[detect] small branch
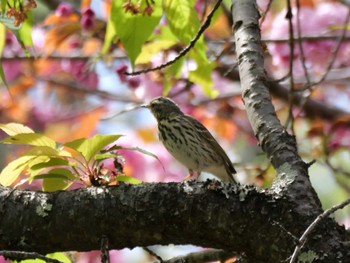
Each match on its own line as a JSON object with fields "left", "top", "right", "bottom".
{"left": 259, "top": 0, "right": 274, "bottom": 27}
{"left": 314, "top": 6, "right": 350, "bottom": 85}
{"left": 143, "top": 247, "right": 164, "bottom": 263}
{"left": 125, "top": 0, "right": 223, "bottom": 76}
{"left": 38, "top": 77, "right": 140, "bottom": 103}
{"left": 285, "top": 0, "right": 296, "bottom": 133}
{"left": 100, "top": 236, "right": 110, "bottom": 263}
{"left": 0, "top": 250, "right": 63, "bottom": 263}
{"left": 295, "top": 0, "right": 311, "bottom": 87}
{"left": 262, "top": 35, "right": 350, "bottom": 43}
{"left": 289, "top": 198, "right": 350, "bottom": 263}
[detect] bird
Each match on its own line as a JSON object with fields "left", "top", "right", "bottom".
{"left": 142, "top": 96, "right": 237, "bottom": 183}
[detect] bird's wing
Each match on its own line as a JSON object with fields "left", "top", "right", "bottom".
{"left": 184, "top": 115, "right": 237, "bottom": 176}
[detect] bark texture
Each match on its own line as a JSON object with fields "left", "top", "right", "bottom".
{"left": 0, "top": 1, "right": 349, "bottom": 262}
{"left": 0, "top": 182, "right": 349, "bottom": 262}
{"left": 232, "top": 0, "right": 350, "bottom": 262}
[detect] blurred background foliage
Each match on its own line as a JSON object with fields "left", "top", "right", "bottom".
{"left": 0, "top": 0, "right": 350, "bottom": 262}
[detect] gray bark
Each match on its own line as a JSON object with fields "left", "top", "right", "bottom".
{"left": 0, "top": 1, "right": 349, "bottom": 262}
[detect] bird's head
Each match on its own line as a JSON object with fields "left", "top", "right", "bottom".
{"left": 142, "top": 96, "right": 183, "bottom": 120}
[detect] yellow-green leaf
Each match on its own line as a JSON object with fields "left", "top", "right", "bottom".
{"left": 30, "top": 158, "right": 70, "bottom": 171}
{"left": 104, "top": 0, "right": 162, "bottom": 67}
{"left": 0, "top": 16, "right": 21, "bottom": 31}
{"left": 0, "top": 156, "right": 34, "bottom": 186}
{"left": 0, "top": 123, "right": 34, "bottom": 135}
{"left": 189, "top": 61, "right": 218, "bottom": 98}
{"left": 0, "top": 133, "right": 56, "bottom": 148}
{"left": 19, "top": 10, "right": 33, "bottom": 47}
{"left": 23, "top": 146, "right": 59, "bottom": 156}
{"left": 40, "top": 168, "right": 76, "bottom": 192}
{"left": 117, "top": 175, "right": 142, "bottom": 184}
{"left": 163, "top": 0, "right": 201, "bottom": 44}
{"left": 0, "top": 23, "right": 6, "bottom": 86}
{"left": 136, "top": 40, "right": 176, "bottom": 64}
{"left": 94, "top": 153, "right": 119, "bottom": 161}
{"left": 46, "top": 252, "right": 72, "bottom": 263}
{"left": 64, "top": 134, "right": 122, "bottom": 162}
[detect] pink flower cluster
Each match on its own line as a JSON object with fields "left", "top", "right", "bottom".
{"left": 266, "top": 2, "right": 350, "bottom": 76}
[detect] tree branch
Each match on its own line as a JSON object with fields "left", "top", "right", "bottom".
{"left": 0, "top": 183, "right": 349, "bottom": 262}
{"left": 231, "top": 0, "right": 323, "bottom": 238}
{"left": 216, "top": 66, "right": 349, "bottom": 120}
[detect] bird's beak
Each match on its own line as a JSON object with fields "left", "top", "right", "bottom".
{"left": 141, "top": 103, "right": 149, "bottom": 108}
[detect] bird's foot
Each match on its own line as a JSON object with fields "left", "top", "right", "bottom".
{"left": 183, "top": 170, "right": 201, "bottom": 181}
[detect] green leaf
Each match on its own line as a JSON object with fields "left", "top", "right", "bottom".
{"left": 33, "top": 173, "right": 72, "bottom": 180}
{"left": 1, "top": 0, "right": 6, "bottom": 14}
{"left": 163, "top": 0, "right": 200, "bottom": 44}
{"left": 0, "top": 155, "right": 34, "bottom": 186}
{"left": 101, "top": 13, "right": 118, "bottom": 54}
{"left": 0, "top": 23, "right": 6, "bottom": 86}
{"left": 39, "top": 168, "right": 76, "bottom": 192}
{"left": 25, "top": 155, "right": 51, "bottom": 178}
{"left": 11, "top": 29, "right": 30, "bottom": 56}
{"left": 23, "top": 146, "right": 59, "bottom": 156}
{"left": 163, "top": 57, "right": 185, "bottom": 95}
{"left": 0, "top": 16, "right": 21, "bottom": 31}
{"left": 19, "top": 253, "right": 72, "bottom": 263}
{"left": 19, "top": 10, "right": 33, "bottom": 47}
{"left": 0, "top": 123, "right": 34, "bottom": 135}
{"left": 64, "top": 134, "right": 122, "bottom": 162}
{"left": 105, "top": 0, "right": 162, "bottom": 67}
{"left": 136, "top": 39, "right": 176, "bottom": 64}
{"left": 30, "top": 158, "right": 70, "bottom": 171}
{"left": 0, "top": 61, "right": 7, "bottom": 87}
{"left": 94, "top": 153, "right": 119, "bottom": 161}
{"left": 0, "top": 155, "right": 49, "bottom": 186}
{"left": 117, "top": 175, "right": 142, "bottom": 184}
{"left": 0, "top": 15, "right": 31, "bottom": 56}
{"left": 0, "top": 133, "right": 56, "bottom": 148}
{"left": 189, "top": 61, "right": 218, "bottom": 98}
{"left": 46, "top": 252, "right": 72, "bottom": 263}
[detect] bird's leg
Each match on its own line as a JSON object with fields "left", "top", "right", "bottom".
{"left": 183, "top": 169, "right": 201, "bottom": 181}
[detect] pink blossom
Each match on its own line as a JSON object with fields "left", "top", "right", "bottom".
{"left": 2, "top": 32, "right": 23, "bottom": 56}
{"left": 81, "top": 7, "right": 95, "bottom": 31}
{"left": 62, "top": 60, "right": 99, "bottom": 88}
{"left": 328, "top": 126, "right": 350, "bottom": 150}
{"left": 2, "top": 60, "right": 22, "bottom": 83}
{"left": 267, "top": 2, "right": 350, "bottom": 76}
{"left": 127, "top": 77, "right": 141, "bottom": 89}
{"left": 115, "top": 64, "right": 128, "bottom": 83}
{"left": 55, "top": 2, "right": 74, "bottom": 17}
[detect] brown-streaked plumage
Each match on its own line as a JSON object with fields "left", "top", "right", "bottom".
{"left": 143, "top": 96, "right": 237, "bottom": 183}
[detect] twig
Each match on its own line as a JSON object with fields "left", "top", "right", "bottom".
{"left": 259, "top": 0, "right": 274, "bottom": 26}
{"left": 284, "top": 0, "right": 296, "bottom": 134}
{"left": 100, "top": 236, "right": 110, "bottom": 263}
{"left": 0, "top": 250, "right": 63, "bottom": 263}
{"left": 143, "top": 247, "right": 164, "bottom": 263}
{"left": 295, "top": 0, "right": 311, "bottom": 87}
{"left": 101, "top": 104, "right": 143, "bottom": 120}
{"left": 289, "top": 198, "right": 350, "bottom": 263}
{"left": 293, "top": 6, "right": 350, "bottom": 119}
{"left": 38, "top": 77, "right": 140, "bottom": 103}
{"left": 314, "top": 6, "right": 350, "bottom": 85}
{"left": 272, "top": 221, "right": 299, "bottom": 244}
{"left": 125, "top": 0, "right": 223, "bottom": 76}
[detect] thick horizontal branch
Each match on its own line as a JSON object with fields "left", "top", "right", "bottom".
{"left": 0, "top": 182, "right": 348, "bottom": 262}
